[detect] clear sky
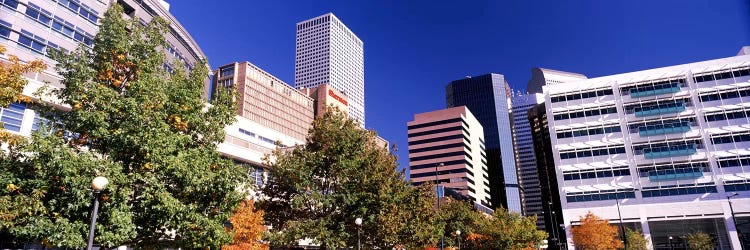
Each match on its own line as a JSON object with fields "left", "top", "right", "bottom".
{"left": 171, "top": 1, "right": 750, "bottom": 172}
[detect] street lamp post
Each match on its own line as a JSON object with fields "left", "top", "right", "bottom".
{"left": 727, "top": 192, "right": 744, "bottom": 248}
{"left": 436, "top": 163, "right": 444, "bottom": 250}
{"left": 87, "top": 176, "right": 109, "bottom": 250}
{"left": 615, "top": 196, "right": 626, "bottom": 249}
{"left": 456, "top": 230, "right": 461, "bottom": 250}
{"left": 668, "top": 236, "right": 673, "bottom": 250}
{"left": 355, "top": 218, "right": 362, "bottom": 250}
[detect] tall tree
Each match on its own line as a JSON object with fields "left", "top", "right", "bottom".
{"left": 223, "top": 200, "right": 269, "bottom": 250}
{"left": 571, "top": 212, "right": 623, "bottom": 250}
{"left": 0, "top": 4, "right": 245, "bottom": 248}
{"left": 259, "top": 107, "right": 436, "bottom": 249}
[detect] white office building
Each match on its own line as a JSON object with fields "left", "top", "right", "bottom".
{"left": 545, "top": 46, "right": 750, "bottom": 250}
{"left": 294, "top": 13, "right": 365, "bottom": 126}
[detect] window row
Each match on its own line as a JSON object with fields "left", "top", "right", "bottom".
{"left": 694, "top": 68, "right": 750, "bottom": 83}
{"left": 55, "top": 0, "right": 100, "bottom": 23}
{"left": 1, "top": 0, "right": 17, "bottom": 9}
{"left": 724, "top": 181, "right": 750, "bottom": 192}
{"left": 632, "top": 139, "right": 703, "bottom": 154}
{"left": 407, "top": 118, "right": 468, "bottom": 130}
{"left": 408, "top": 142, "right": 468, "bottom": 154}
{"left": 624, "top": 98, "right": 690, "bottom": 114}
{"left": 636, "top": 161, "right": 709, "bottom": 177}
{"left": 408, "top": 134, "right": 470, "bottom": 146}
{"left": 552, "top": 107, "right": 618, "bottom": 121}
{"left": 641, "top": 185, "right": 717, "bottom": 198}
{"left": 699, "top": 88, "right": 750, "bottom": 102}
{"left": 410, "top": 168, "right": 473, "bottom": 179}
{"left": 717, "top": 156, "right": 750, "bottom": 168}
{"left": 559, "top": 146, "right": 626, "bottom": 159}
{"left": 409, "top": 151, "right": 471, "bottom": 162}
{"left": 627, "top": 117, "right": 696, "bottom": 133}
{"left": 710, "top": 132, "right": 750, "bottom": 145}
{"left": 0, "top": 103, "right": 27, "bottom": 132}
{"left": 705, "top": 108, "right": 750, "bottom": 122}
{"left": 0, "top": 19, "right": 10, "bottom": 38}
{"left": 550, "top": 88, "right": 613, "bottom": 103}
{"left": 562, "top": 167, "right": 630, "bottom": 180}
{"left": 556, "top": 124, "right": 621, "bottom": 139}
{"left": 410, "top": 159, "right": 468, "bottom": 170}
{"left": 621, "top": 79, "right": 685, "bottom": 96}
{"left": 408, "top": 126, "right": 467, "bottom": 138}
{"left": 566, "top": 191, "right": 635, "bottom": 203}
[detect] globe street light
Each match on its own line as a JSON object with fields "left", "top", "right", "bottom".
{"left": 355, "top": 217, "right": 363, "bottom": 250}
{"left": 87, "top": 176, "right": 108, "bottom": 250}
{"left": 455, "top": 230, "right": 461, "bottom": 250}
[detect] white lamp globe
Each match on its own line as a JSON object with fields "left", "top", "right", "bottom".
{"left": 355, "top": 218, "right": 363, "bottom": 226}
{"left": 92, "top": 176, "right": 109, "bottom": 191}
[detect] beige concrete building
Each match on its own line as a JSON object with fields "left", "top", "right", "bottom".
{"left": 408, "top": 106, "right": 491, "bottom": 206}
{"left": 300, "top": 83, "right": 349, "bottom": 118}
{"left": 214, "top": 62, "right": 314, "bottom": 142}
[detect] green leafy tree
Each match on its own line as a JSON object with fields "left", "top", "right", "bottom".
{"left": 0, "top": 4, "right": 245, "bottom": 248}
{"left": 685, "top": 231, "right": 713, "bottom": 250}
{"left": 436, "top": 199, "right": 483, "bottom": 248}
{"left": 625, "top": 228, "right": 649, "bottom": 250}
{"left": 259, "top": 107, "right": 436, "bottom": 249}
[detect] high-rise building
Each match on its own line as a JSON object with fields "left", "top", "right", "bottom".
{"left": 510, "top": 93, "right": 545, "bottom": 222}
{"left": 212, "top": 62, "right": 314, "bottom": 189}
{"left": 294, "top": 13, "right": 365, "bottom": 127}
{"left": 214, "top": 62, "right": 315, "bottom": 142}
{"left": 299, "top": 84, "right": 349, "bottom": 118}
{"left": 446, "top": 74, "right": 520, "bottom": 212}
{"left": 528, "top": 102, "right": 566, "bottom": 250}
{"left": 0, "top": 0, "right": 205, "bottom": 137}
{"left": 546, "top": 47, "right": 750, "bottom": 250}
{"left": 407, "top": 106, "right": 492, "bottom": 207}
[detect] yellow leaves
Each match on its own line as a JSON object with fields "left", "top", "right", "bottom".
{"left": 0, "top": 130, "right": 27, "bottom": 145}
{"left": 0, "top": 44, "right": 47, "bottom": 107}
{"left": 142, "top": 162, "right": 153, "bottom": 171}
{"left": 223, "top": 200, "right": 269, "bottom": 250}
{"left": 72, "top": 101, "right": 82, "bottom": 110}
{"left": 169, "top": 114, "right": 188, "bottom": 132}
{"left": 6, "top": 183, "right": 19, "bottom": 192}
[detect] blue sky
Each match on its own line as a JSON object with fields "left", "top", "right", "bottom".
{"left": 171, "top": 1, "right": 750, "bottom": 172}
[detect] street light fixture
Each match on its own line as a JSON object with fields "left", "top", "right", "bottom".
{"left": 87, "top": 176, "right": 109, "bottom": 250}
{"left": 668, "top": 236, "right": 673, "bottom": 250}
{"left": 436, "top": 162, "right": 444, "bottom": 250}
{"left": 355, "top": 217, "right": 362, "bottom": 250}
{"left": 456, "top": 230, "right": 461, "bottom": 250}
{"left": 615, "top": 188, "right": 637, "bottom": 250}
{"left": 727, "top": 192, "right": 744, "bottom": 247}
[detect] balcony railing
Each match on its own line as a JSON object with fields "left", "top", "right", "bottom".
{"left": 643, "top": 144, "right": 697, "bottom": 159}
{"left": 630, "top": 84, "right": 681, "bottom": 98}
{"left": 648, "top": 167, "right": 703, "bottom": 181}
{"left": 635, "top": 102, "right": 686, "bottom": 117}
{"left": 638, "top": 122, "right": 691, "bottom": 136}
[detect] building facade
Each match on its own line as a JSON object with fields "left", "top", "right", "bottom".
{"left": 510, "top": 93, "right": 545, "bottom": 224}
{"left": 446, "top": 74, "right": 521, "bottom": 212}
{"left": 214, "top": 62, "right": 315, "bottom": 142}
{"left": 408, "top": 106, "right": 492, "bottom": 207}
{"left": 294, "top": 13, "right": 365, "bottom": 127}
{"left": 299, "top": 83, "right": 349, "bottom": 118}
{"left": 0, "top": 0, "right": 205, "bottom": 137}
{"left": 546, "top": 47, "right": 750, "bottom": 250}
{"left": 528, "top": 102, "right": 566, "bottom": 250}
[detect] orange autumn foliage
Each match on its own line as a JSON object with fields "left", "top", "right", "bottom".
{"left": 0, "top": 45, "right": 46, "bottom": 108}
{"left": 222, "top": 200, "right": 269, "bottom": 250}
{"left": 571, "top": 212, "right": 623, "bottom": 250}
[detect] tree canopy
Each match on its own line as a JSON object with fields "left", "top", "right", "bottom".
{"left": 0, "top": 4, "right": 245, "bottom": 248}
{"left": 223, "top": 200, "right": 269, "bottom": 250}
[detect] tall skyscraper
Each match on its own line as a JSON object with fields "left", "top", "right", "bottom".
{"left": 408, "top": 106, "right": 492, "bottom": 207}
{"left": 510, "top": 93, "right": 545, "bottom": 222}
{"left": 294, "top": 13, "right": 365, "bottom": 127}
{"left": 528, "top": 102, "right": 566, "bottom": 250}
{"left": 546, "top": 47, "right": 750, "bottom": 250}
{"left": 446, "top": 74, "right": 520, "bottom": 212}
